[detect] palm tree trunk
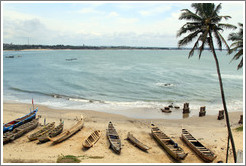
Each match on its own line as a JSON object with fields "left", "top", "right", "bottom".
{"left": 209, "top": 32, "right": 237, "bottom": 163}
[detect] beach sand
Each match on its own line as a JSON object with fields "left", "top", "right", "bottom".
{"left": 2, "top": 102, "right": 244, "bottom": 163}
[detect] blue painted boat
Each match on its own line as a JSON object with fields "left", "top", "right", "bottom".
{"left": 3, "top": 108, "right": 38, "bottom": 133}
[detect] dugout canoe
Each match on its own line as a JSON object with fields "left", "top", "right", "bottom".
{"left": 37, "top": 120, "right": 64, "bottom": 143}
{"left": 151, "top": 124, "right": 188, "bottom": 160}
{"left": 127, "top": 132, "right": 150, "bottom": 151}
{"left": 50, "top": 116, "right": 84, "bottom": 144}
{"left": 106, "top": 121, "right": 121, "bottom": 154}
{"left": 82, "top": 130, "right": 101, "bottom": 148}
{"left": 27, "top": 122, "right": 55, "bottom": 141}
{"left": 181, "top": 128, "right": 217, "bottom": 162}
{"left": 3, "top": 118, "right": 39, "bottom": 144}
{"left": 3, "top": 108, "right": 38, "bottom": 133}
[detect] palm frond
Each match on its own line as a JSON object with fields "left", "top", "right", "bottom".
{"left": 188, "top": 37, "right": 200, "bottom": 58}
{"left": 216, "top": 31, "right": 230, "bottom": 51}
{"left": 231, "top": 49, "right": 243, "bottom": 60}
{"left": 213, "top": 3, "right": 222, "bottom": 15}
{"left": 198, "top": 31, "right": 209, "bottom": 59}
{"left": 218, "top": 23, "right": 237, "bottom": 30}
{"left": 237, "top": 58, "right": 243, "bottom": 70}
{"left": 179, "top": 9, "right": 202, "bottom": 21}
{"left": 178, "top": 30, "right": 201, "bottom": 47}
{"left": 213, "top": 30, "right": 222, "bottom": 50}
{"left": 177, "top": 23, "right": 201, "bottom": 37}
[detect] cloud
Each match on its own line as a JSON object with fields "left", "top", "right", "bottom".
{"left": 108, "top": 11, "right": 119, "bottom": 17}
{"left": 77, "top": 7, "right": 104, "bottom": 15}
{"left": 139, "top": 6, "right": 171, "bottom": 16}
{"left": 2, "top": 2, "right": 244, "bottom": 47}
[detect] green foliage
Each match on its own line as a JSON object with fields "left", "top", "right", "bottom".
{"left": 235, "top": 126, "right": 243, "bottom": 132}
{"left": 57, "top": 154, "right": 104, "bottom": 163}
{"left": 228, "top": 23, "right": 243, "bottom": 70}
{"left": 57, "top": 154, "right": 81, "bottom": 163}
{"left": 177, "top": 3, "right": 236, "bottom": 58}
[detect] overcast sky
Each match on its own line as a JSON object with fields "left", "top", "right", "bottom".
{"left": 2, "top": 1, "right": 244, "bottom": 47}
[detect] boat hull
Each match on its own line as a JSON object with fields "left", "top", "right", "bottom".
{"left": 37, "top": 121, "right": 64, "bottom": 143}
{"left": 151, "top": 124, "right": 188, "bottom": 160}
{"left": 106, "top": 122, "right": 121, "bottom": 154}
{"left": 127, "top": 132, "right": 150, "bottom": 151}
{"left": 28, "top": 122, "right": 55, "bottom": 141}
{"left": 50, "top": 117, "right": 84, "bottom": 144}
{"left": 181, "top": 129, "right": 216, "bottom": 162}
{"left": 3, "top": 118, "right": 39, "bottom": 144}
{"left": 82, "top": 130, "right": 101, "bottom": 148}
{"left": 3, "top": 108, "right": 38, "bottom": 133}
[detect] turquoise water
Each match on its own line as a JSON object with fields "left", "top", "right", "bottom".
{"left": 3, "top": 49, "right": 243, "bottom": 119}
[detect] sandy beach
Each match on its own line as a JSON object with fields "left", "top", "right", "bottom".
{"left": 2, "top": 102, "right": 244, "bottom": 164}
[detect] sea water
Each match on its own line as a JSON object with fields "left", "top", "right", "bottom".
{"left": 3, "top": 49, "right": 244, "bottom": 119}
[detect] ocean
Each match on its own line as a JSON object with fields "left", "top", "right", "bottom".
{"left": 3, "top": 49, "right": 244, "bottom": 119}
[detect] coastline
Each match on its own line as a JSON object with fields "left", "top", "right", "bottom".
{"left": 2, "top": 102, "right": 244, "bottom": 163}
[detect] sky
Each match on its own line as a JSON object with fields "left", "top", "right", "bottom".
{"left": 2, "top": 1, "right": 245, "bottom": 47}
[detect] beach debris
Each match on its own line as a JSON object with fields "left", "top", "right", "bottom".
{"left": 238, "top": 115, "right": 243, "bottom": 124}
{"left": 161, "top": 107, "right": 172, "bottom": 113}
{"left": 217, "top": 110, "right": 224, "bottom": 120}
{"left": 182, "top": 103, "right": 190, "bottom": 113}
{"left": 199, "top": 106, "right": 206, "bottom": 117}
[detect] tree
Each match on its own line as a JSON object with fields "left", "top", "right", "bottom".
{"left": 177, "top": 3, "right": 237, "bottom": 162}
{"left": 228, "top": 23, "right": 243, "bottom": 70}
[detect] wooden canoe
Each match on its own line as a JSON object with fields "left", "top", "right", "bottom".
{"left": 37, "top": 120, "right": 64, "bottom": 143}
{"left": 151, "top": 124, "right": 188, "bottom": 160}
{"left": 127, "top": 132, "right": 150, "bottom": 151}
{"left": 82, "top": 130, "right": 101, "bottom": 148}
{"left": 181, "top": 128, "right": 217, "bottom": 162}
{"left": 50, "top": 116, "right": 84, "bottom": 144}
{"left": 27, "top": 122, "right": 55, "bottom": 141}
{"left": 4, "top": 118, "right": 39, "bottom": 144}
{"left": 3, "top": 108, "right": 38, "bottom": 133}
{"left": 106, "top": 121, "right": 121, "bottom": 154}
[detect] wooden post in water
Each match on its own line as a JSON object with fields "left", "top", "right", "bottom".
{"left": 217, "top": 110, "right": 224, "bottom": 120}
{"left": 199, "top": 106, "right": 206, "bottom": 117}
{"left": 182, "top": 103, "right": 190, "bottom": 113}
{"left": 238, "top": 115, "right": 243, "bottom": 124}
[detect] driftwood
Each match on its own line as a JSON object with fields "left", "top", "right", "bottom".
{"left": 199, "top": 106, "right": 206, "bottom": 117}
{"left": 183, "top": 103, "right": 190, "bottom": 113}
{"left": 217, "top": 110, "right": 224, "bottom": 120}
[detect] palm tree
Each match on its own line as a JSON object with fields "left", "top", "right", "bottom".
{"left": 177, "top": 3, "right": 237, "bottom": 162}
{"left": 228, "top": 23, "right": 243, "bottom": 70}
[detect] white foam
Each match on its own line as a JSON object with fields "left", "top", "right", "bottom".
{"left": 211, "top": 74, "right": 243, "bottom": 80}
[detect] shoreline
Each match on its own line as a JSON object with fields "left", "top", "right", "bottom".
{"left": 2, "top": 102, "right": 244, "bottom": 163}
{"left": 3, "top": 98, "right": 243, "bottom": 120}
